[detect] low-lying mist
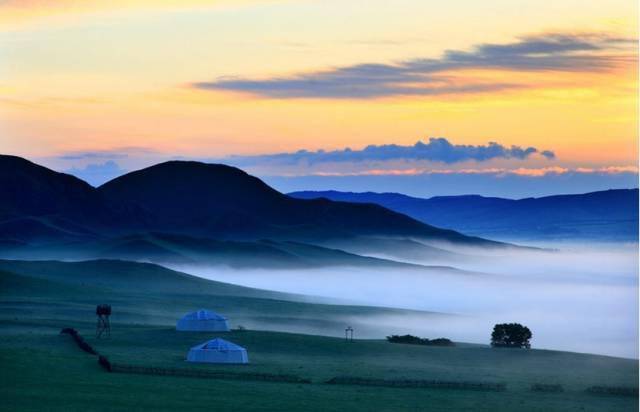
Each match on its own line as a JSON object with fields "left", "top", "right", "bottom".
{"left": 170, "top": 242, "right": 638, "bottom": 359}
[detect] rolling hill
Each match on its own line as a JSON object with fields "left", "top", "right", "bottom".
{"left": 0, "top": 155, "right": 501, "bottom": 250}
{"left": 0, "top": 155, "right": 146, "bottom": 243}
{"left": 1, "top": 258, "right": 637, "bottom": 412}
{"left": 0, "top": 258, "right": 447, "bottom": 334}
{"left": 97, "top": 161, "right": 492, "bottom": 244}
{"left": 0, "top": 232, "right": 460, "bottom": 270}
{"left": 289, "top": 189, "right": 639, "bottom": 241}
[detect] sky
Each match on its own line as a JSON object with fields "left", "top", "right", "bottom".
{"left": 1, "top": 0, "right": 638, "bottom": 197}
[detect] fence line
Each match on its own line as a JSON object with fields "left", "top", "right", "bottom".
{"left": 60, "top": 327, "right": 638, "bottom": 397}
{"left": 60, "top": 328, "right": 98, "bottom": 356}
{"left": 326, "top": 376, "right": 506, "bottom": 392}
{"left": 586, "top": 386, "right": 639, "bottom": 397}
{"left": 109, "top": 363, "right": 311, "bottom": 384}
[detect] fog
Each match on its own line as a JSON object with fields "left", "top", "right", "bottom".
{"left": 171, "top": 242, "right": 638, "bottom": 359}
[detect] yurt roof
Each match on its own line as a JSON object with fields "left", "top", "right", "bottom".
{"left": 181, "top": 309, "right": 227, "bottom": 321}
{"left": 193, "top": 338, "right": 245, "bottom": 351}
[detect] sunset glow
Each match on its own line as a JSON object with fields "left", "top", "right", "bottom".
{"left": 1, "top": 0, "right": 637, "bottom": 194}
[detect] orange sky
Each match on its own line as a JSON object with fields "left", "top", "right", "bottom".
{"left": 0, "top": 0, "right": 637, "bottom": 172}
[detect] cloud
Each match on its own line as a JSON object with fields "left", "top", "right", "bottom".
{"left": 295, "top": 165, "right": 638, "bottom": 178}
{"left": 64, "top": 161, "right": 127, "bottom": 186}
{"left": 193, "top": 32, "right": 636, "bottom": 99}
{"left": 223, "top": 137, "right": 555, "bottom": 166}
{"left": 540, "top": 150, "right": 556, "bottom": 159}
{"left": 58, "top": 147, "right": 156, "bottom": 160}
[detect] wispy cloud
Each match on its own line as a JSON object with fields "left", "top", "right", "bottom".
{"left": 223, "top": 137, "right": 555, "bottom": 166}
{"left": 298, "top": 166, "right": 638, "bottom": 177}
{"left": 193, "top": 32, "right": 636, "bottom": 99}
{"left": 57, "top": 147, "right": 156, "bottom": 160}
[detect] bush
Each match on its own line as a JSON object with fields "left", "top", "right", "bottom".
{"left": 386, "top": 335, "right": 454, "bottom": 346}
{"left": 491, "top": 323, "right": 532, "bottom": 349}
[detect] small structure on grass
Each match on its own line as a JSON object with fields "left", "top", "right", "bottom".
{"left": 345, "top": 326, "right": 354, "bottom": 342}
{"left": 187, "top": 338, "right": 249, "bottom": 364}
{"left": 96, "top": 304, "right": 111, "bottom": 338}
{"left": 176, "top": 309, "right": 230, "bottom": 332}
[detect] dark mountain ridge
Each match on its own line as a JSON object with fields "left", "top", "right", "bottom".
{"left": 98, "top": 161, "right": 482, "bottom": 242}
{"left": 0, "top": 155, "right": 498, "bottom": 247}
{"left": 289, "top": 189, "right": 639, "bottom": 241}
{"left": 0, "top": 155, "right": 149, "bottom": 243}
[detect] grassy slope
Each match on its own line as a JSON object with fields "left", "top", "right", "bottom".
{"left": 0, "top": 233, "right": 470, "bottom": 270}
{"left": 0, "top": 259, "right": 637, "bottom": 411}
{"left": 1, "top": 324, "right": 637, "bottom": 412}
{"left": 0, "top": 259, "right": 442, "bottom": 335}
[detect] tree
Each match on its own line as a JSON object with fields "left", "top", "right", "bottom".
{"left": 491, "top": 323, "right": 532, "bottom": 348}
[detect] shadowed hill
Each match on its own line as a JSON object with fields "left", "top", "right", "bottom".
{"left": 97, "top": 161, "right": 497, "bottom": 244}
{"left": 0, "top": 259, "right": 292, "bottom": 299}
{"left": 0, "top": 258, "right": 448, "bottom": 330}
{"left": 290, "top": 189, "right": 639, "bottom": 241}
{"left": 0, "top": 232, "right": 469, "bottom": 271}
{"left": 1, "top": 156, "right": 500, "bottom": 248}
{"left": 0, "top": 155, "right": 145, "bottom": 243}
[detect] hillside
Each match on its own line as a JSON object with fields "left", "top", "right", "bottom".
{"left": 0, "top": 258, "right": 636, "bottom": 411}
{"left": 289, "top": 189, "right": 640, "bottom": 241}
{"left": 0, "top": 155, "right": 145, "bottom": 244}
{"left": 98, "top": 161, "right": 493, "bottom": 244}
{"left": 0, "top": 258, "right": 447, "bottom": 336}
{"left": 0, "top": 156, "right": 500, "bottom": 248}
{"left": 0, "top": 233, "right": 453, "bottom": 270}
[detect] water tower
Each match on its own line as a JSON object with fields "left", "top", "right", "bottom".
{"left": 96, "top": 304, "right": 111, "bottom": 338}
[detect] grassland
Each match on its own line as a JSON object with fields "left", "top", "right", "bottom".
{"left": 0, "top": 259, "right": 637, "bottom": 411}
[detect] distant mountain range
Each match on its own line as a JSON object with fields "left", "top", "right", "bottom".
{"left": 0, "top": 156, "right": 501, "bottom": 264}
{"left": 289, "top": 189, "right": 639, "bottom": 241}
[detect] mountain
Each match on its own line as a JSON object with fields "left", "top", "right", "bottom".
{"left": 96, "top": 160, "right": 496, "bottom": 245}
{"left": 0, "top": 155, "right": 145, "bottom": 243}
{"left": 289, "top": 189, "right": 639, "bottom": 241}
{"left": 0, "top": 156, "right": 503, "bottom": 259}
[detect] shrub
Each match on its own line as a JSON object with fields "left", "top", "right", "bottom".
{"left": 429, "top": 338, "right": 455, "bottom": 347}
{"left": 386, "top": 335, "right": 454, "bottom": 346}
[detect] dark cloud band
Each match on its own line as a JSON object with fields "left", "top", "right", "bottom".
{"left": 224, "top": 137, "right": 555, "bottom": 166}
{"left": 193, "top": 32, "right": 635, "bottom": 99}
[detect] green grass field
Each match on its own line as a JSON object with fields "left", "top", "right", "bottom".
{"left": 0, "top": 259, "right": 637, "bottom": 411}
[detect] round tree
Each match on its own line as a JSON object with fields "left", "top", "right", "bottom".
{"left": 491, "top": 323, "right": 532, "bottom": 348}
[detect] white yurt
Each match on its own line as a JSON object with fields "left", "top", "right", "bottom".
{"left": 187, "top": 338, "right": 249, "bottom": 364}
{"left": 176, "top": 309, "right": 230, "bottom": 332}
